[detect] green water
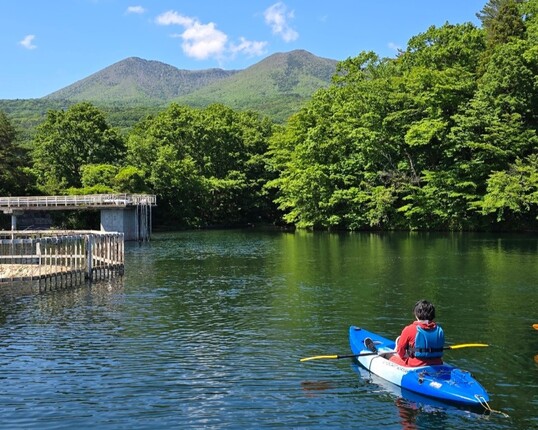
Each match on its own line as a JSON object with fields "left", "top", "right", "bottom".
{"left": 0, "top": 230, "right": 536, "bottom": 429}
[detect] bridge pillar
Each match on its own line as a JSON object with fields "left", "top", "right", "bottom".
{"left": 10, "top": 211, "right": 23, "bottom": 231}
{"left": 100, "top": 207, "right": 151, "bottom": 241}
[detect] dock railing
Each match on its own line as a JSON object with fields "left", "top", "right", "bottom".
{"left": 0, "top": 230, "right": 124, "bottom": 291}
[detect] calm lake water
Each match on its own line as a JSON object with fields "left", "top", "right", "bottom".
{"left": 0, "top": 230, "right": 536, "bottom": 429}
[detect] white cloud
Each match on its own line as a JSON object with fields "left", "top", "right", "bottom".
{"left": 181, "top": 21, "right": 228, "bottom": 60}
{"left": 264, "top": 2, "right": 298, "bottom": 42}
{"left": 126, "top": 6, "right": 146, "bottom": 14}
{"left": 19, "top": 34, "right": 37, "bottom": 50}
{"left": 156, "top": 10, "right": 266, "bottom": 62}
{"left": 230, "top": 37, "right": 268, "bottom": 57}
{"left": 156, "top": 10, "right": 193, "bottom": 27}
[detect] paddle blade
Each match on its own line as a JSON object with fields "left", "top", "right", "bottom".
{"left": 448, "top": 343, "right": 489, "bottom": 350}
{"left": 533, "top": 323, "right": 538, "bottom": 330}
{"left": 300, "top": 355, "right": 338, "bottom": 362}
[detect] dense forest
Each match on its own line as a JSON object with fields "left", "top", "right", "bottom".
{"left": 1, "top": 0, "right": 537, "bottom": 231}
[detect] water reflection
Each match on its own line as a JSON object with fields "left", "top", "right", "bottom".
{"left": 395, "top": 397, "right": 419, "bottom": 430}
{"left": 301, "top": 380, "right": 336, "bottom": 396}
{"left": 0, "top": 230, "right": 535, "bottom": 429}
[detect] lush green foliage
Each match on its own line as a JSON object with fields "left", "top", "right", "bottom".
{"left": 478, "top": 154, "right": 538, "bottom": 221}
{"left": 126, "top": 103, "right": 276, "bottom": 227}
{"left": 0, "top": 111, "right": 33, "bottom": 195}
{"left": 268, "top": 0, "right": 537, "bottom": 230}
{"left": 32, "top": 102, "right": 125, "bottom": 194}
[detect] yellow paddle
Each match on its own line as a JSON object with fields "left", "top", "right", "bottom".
{"left": 300, "top": 352, "right": 378, "bottom": 362}
{"left": 445, "top": 343, "right": 489, "bottom": 350}
{"left": 533, "top": 323, "right": 538, "bottom": 330}
{"left": 300, "top": 343, "right": 488, "bottom": 362}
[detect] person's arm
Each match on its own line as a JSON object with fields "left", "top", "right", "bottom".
{"left": 395, "top": 325, "right": 414, "bottom": 358}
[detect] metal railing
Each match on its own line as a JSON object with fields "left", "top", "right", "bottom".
{"left": 0, "top": 230, "right": 124, "bottom": 291}
{"left": 0, "top": 194, "right": 156, "bottom": 212}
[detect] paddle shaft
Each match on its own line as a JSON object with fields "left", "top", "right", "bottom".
{"left": 300, "top": 352, "right": 379, "bottom": 362}
{"left": 300, "top": 343, "right": 488, "bottom": 362}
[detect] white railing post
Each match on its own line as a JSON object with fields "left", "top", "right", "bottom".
{"left": 86, "top": 234, "right": 93, "bottom": 281}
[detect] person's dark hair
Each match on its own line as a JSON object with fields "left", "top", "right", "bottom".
{"left": 414, "top": 300, "right": 436, "bottom": 320}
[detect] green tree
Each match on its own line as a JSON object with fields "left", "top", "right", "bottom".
{"left": 448, "top": 41, "right": 538, "bottom": 214}
{"left": 114, "top": 166, "right": 148, "bottom": 193}
{"left": 477, "top": 154, "right": 538, "bottom": 225}
{"left": 270, "top": 23, "right": 487, "bottom": 230}
{"left": 477, "top": 0, "right": 505, "bottom": 27}
{"left": 0, "top": 111, "right": 32, "bottom": 196}
{"left": 399, "top": 23, "right": 485, "bottom": 72}
{"left": 478, "top": 0, "right": 525, "bottom": 48}
{"left": 80, "top": 164, "right": 118, "bottom": 188}
{"left": 32, "top": 102, "right": 125, "bottom": 194}
{"left": 127, "top": 103, "right": 274, "bottom": 227}
{"left": 267, "top": 52, "right": 403, "bottom": 229}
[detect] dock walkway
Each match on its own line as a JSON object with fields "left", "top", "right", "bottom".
{"left": 0, "top": 230, "right": 124, "bottom": 292}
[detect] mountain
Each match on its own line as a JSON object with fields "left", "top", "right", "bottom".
{"left": 44, "top": 50, "right": 338, "bottom": 120}
{"left": 45, "top": 57, "right": 239, "bottom": 104}
{"left": 176, "top": 50, "right": 339, "bottom": 120}
{"left": 1, "top": 50, "right": 339, "bottom": 133}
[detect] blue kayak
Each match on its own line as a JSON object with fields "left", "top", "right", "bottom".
{"left": 349, "top": 326, "right": 490, "bottom": 408}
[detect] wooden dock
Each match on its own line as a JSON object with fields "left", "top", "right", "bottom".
{"left": 0, "top": 230, "right": 124, "bottom": 292}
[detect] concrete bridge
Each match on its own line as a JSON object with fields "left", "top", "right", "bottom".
{"left": 0, "top": 194, "right": 157, "bottom": 241}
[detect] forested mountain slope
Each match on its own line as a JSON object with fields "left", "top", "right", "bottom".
{"left": 176, "top": 50, "right": 338, "bottom": 121}
{"left": 44, "top": 57, "right": 239, "bottom": 104}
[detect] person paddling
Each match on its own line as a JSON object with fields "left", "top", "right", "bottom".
{"left": 389, "top": 300, "right": 444, "bottom": 367}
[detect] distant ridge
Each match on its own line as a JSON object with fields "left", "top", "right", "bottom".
{"left": 45, "top": 57, "right": 239, "bottom": 103}
{"left": 177, "top": 50, "right": 338, "bottom": 120}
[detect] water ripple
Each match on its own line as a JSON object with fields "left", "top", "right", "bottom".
{"left": 0, "top": 231, "right": 534, "bottom": 429}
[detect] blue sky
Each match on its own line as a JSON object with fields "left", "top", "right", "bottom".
{"left": 1, "top": 0, "right": 487, "bottom": 99}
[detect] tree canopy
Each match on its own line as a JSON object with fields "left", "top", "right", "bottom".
{"left": 126, "top": 103, "right": 275, "bottom": 227}
{"left": 0, "top": 111, "right": 32, "bottom": 196}
{"left": 268, "top": 2, "right": 537, "bottom": 230}
{"left": 32, "top": 102, "right": 125, "bottom": 194}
